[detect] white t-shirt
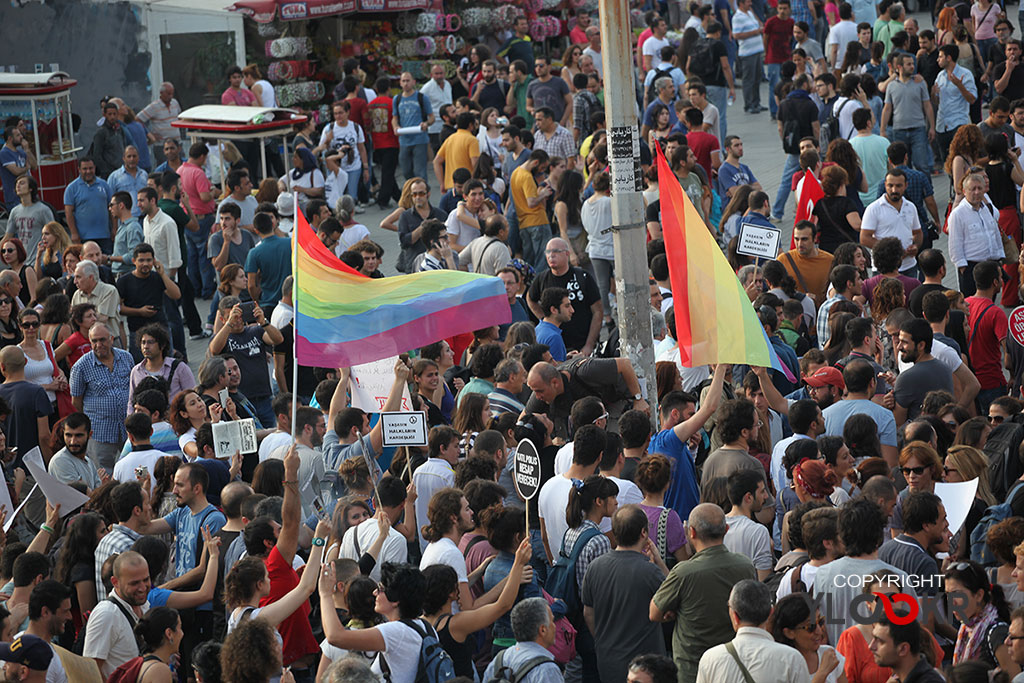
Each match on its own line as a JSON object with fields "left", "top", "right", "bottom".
{"left": 324, "top": 169, "right": 346, "bottom": 210}
{"left": 82, "top": 595, "right": 149, "bottom": 679}
{"left": 643, "top": 36, "right": 670, "bottom": 62}
{"left": 412, "top": 458, "right": 455, "bottom": 550}
{"left": 601, "top": 475, "right": 643, "bottom": 532}
{"left": 319, "top": 121, "right": 366, "bottom": 173}
{"left": 897, "top": 338, "right": 964, "bottom": 374}
{"left": 861, "top": 195, "right": 922, "bottom": 272}
{"left": 112, "top": 447, "right": 165, "bottom": 490}
{"left": 832, "top": 96, "right": 868, "bottom": 140}
{"left": 724, "top": 513, "right": 773, "bottom": 571}
{"left": 826, "top": 20, "right": 859, "bottom": 65}
{"left": 554, "top": 442, "right": 574, "bottom": 476}
{"left": 775, "top": 563, "right": 821, "bottom": 600}
{"left": 371, "top": 620, "right": 424, "bottom": 683}
{"left": 335, "top": 223, "right": 371, "bottom": 253}
{"left": 445, "top": 207, "right": 481, "bottom": 248}
{"left": 340, "top": 517, "right": 409, "bottom": 582}
{"left": 420, "top": 537, "right": 468, "bottom": 613}
{"left": 259, "top": 431, "right": 293, "bottom": 462}
{"left": 538, "top": 475, "right": 575, "bottom": 557}
{"left": 733, "top": 11, "right": 764, "bottom": 57}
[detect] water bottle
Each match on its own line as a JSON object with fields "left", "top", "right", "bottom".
{"left": 727, "top": 94, "right": 735, "bottom": 107}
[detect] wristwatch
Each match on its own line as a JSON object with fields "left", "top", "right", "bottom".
{"left": 312, "top": 537, "right": 326, "bottom": 547}
{"left": 633, "top": 393, "right": 643, "bottom": 401}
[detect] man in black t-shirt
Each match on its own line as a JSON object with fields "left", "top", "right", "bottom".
{"left": 688, "top": 23, "right": 735, "bottom": 142}
{"left": 116, "top": 243, "right": 180, "bottom": 361}
{"left": 526, "top": 237, "right": 602, "bottom": 355}
{"left": 397, "top": 178, "right": 447, "bottom": 272}
{"left": 994, "top": 39, "right": 1024, "bottom": 102}
{"left": 774, "top": 74, "right": 821, "bottom": 219}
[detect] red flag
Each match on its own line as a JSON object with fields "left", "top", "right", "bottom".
{"left": 789, "top": 169, "right": 824, "bottom": 248}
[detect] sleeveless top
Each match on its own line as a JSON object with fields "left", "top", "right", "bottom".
{"left": 434, "top": 613, "right": 474, "bottom": 678}
{"left": 253, "top": 79, "right": 277, "bottom": 108}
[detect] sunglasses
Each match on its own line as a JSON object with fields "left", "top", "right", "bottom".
{"left": 19, "top": 321, "right": 39, "bottom": 329}
{"left": 900, "top": 465, "right": 927, "bottom": 476}
{"left": 989, "top": 415, "right": 1006, "bottom": 424}
{"left": 1, "top": 249, "right": 15, "bottom": 254}
{"left": 800, "top": 616, "right": 826, "bottom": 632}
{"left": 0, "top": 300, "right": 12, "bottom": 306}
{"left": 943, "top": 466, "right": 959, "bottom": 476}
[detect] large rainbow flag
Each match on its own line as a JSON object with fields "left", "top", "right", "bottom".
{"left": 656, "top": 144, "right": 795, "bottom": 380}
{"left": 293, "top": 209, "right": 511, "bottom": 367}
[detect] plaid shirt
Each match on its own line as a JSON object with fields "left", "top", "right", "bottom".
{"left": 875, "top": 165, "right": 935, "bottom": 227}
{"left": 816, "top": 293, "right": 849, "bottom": 347}
{"left": 535, "top": 124, "right": 577, "bottom": 161}
{"left": 69, "top": 348, "right": 133, "bottom": 444}
{"left": 573, "top": 91, "right": 600, "bottom": 142}
{"left": 791, "top": 0, "right": 814, "bottom": 26}
{"left": 563, "top": 520, "right": 611, "bottom": 588}
{"left": 95, "top": 524, "right": 141, "bottom": 601}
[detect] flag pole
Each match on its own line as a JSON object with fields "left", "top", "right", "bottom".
{"left": 291, "top": 209, "right": 299, "bottom": 445}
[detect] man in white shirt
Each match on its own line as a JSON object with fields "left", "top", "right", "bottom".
{"left": 723, "top": 470, "right": 773, "bottom": 581}
{"left": 947, "top": 173, "right": 1005, "bottom": 294}
{"left": 860, "top": 168, "right": 922, "bottom": 276}
{"left": 733, "top": 0, "right": 766, "bottom": 114}
{"left": 769, "top": 399, "right": 822, "bottom": 495}
{"left": 539, "top": 424, "right": 605, "bottom": 563}
{"left": 597, "top": 436, "right": 644, "bottom": 534}
{"left": 445, "top": 180, "right": 486, "bottom": 258}
{"left": 826, "top": 4, "right": 860, "bottom": 67}
{"left": 340, "top": 476, "right": 409, "bottom": 581}
{"left": 642, "top": 17, "right": 671, "bottom": 72}
{"left": 82, "top": 551, "right": 151, "bottom": 679}
{"left": 421, "top": 63, "right": 453, "bottom": 149}
{"left": 112, "top": 412, "right": 167, "bottom": 491}
{"left": 258, "top": 393, "right": 293, "bottom": 462}
{"left": 413, "top": 426, "right": 459, "bottom": 550}
{"left": 696, "top": 580, "right": 811, "bottom": 683}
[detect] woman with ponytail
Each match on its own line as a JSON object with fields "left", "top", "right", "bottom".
{"left": 946, "top": 560, "right": 1018, "bottom": 675}
{"left": 133, "top": 606, "right": 182, "bottom": 683}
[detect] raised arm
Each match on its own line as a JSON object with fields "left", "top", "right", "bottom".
{"left": 277, "top": 445, "right": 302, "bottom": 565}
{"left": 260, "top": 519, "right": 329, "bottom": 627}
{"left": 164, "top": 529, "right": 221, "bottom": 608}
{"left": 366, "top": 359, "right": 411, "bottom": 454}
{"left": 449, "top": 538, "right": 532, "bottom": 641}
{"left": 674, "top": 363, "right": 726, "bottom": 443}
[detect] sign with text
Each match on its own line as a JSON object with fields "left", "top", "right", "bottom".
{"left": 608, "top": 125, "right": 644, "bottom": 194}
{"left": 513, "top": 438, "right": 542, "bottom": 501}
{"left": 1010, "top": 307, "right": 1024, "bottom": 347}
{"left": 736, "top": 220, "right": 782, "bottom": 259}
{"left": 381, "top": 411, "right": 428, "bottom": 447}
{"left": 350, "top": 356, "right": 413, "bottom": 412}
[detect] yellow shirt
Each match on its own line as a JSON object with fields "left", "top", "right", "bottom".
{"left": 511, "top": 165, "right": 548, "bottom": 229}
{"left": 437, "top": 130, "right": 480, "bottom": 189}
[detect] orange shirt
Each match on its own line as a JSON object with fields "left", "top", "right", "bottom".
{"left": 779, "top": 248, "right": 834, "bottom": 304}
{"left": 436, "top": 130, "right": 480, "bottom": 189}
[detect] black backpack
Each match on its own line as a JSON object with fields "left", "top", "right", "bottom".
{"left": 72, "top": 597, "right": 137, "bottom": 656}
{"left": 822, "top": 98, "right": 852, "bottom": 147}
{"left": 782, "top": 116, "right": 803, "bottom": 155}
{"left": 688, "top": 39, "right": 718, "bottom": 81}
{"left": 983, "top": 417, "right": 1024, "bottom": 502}
{"left": 763, "top": 555, "right": 810, "bottom": 604}
{"left": 646, "top": 66, "right": 676, "bottom": 105}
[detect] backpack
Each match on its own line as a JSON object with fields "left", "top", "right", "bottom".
{"left": 393, "top": 92, "right": 431, "bottom": 126}
{"left": 544, "top": 526, "right": 601, "bottom": 621}
{"left": 646, "top": 66, "right": 676, "bottom": 106}
{"left": 782, "top": 117, "right": 803, "bottom": 155}
{"left": 485, "top": 648, "right": 553, "bottom": 683}
{"left": 822, "top": 98, "right": 852, "bottom": 147}
{"left": 970, "top": 480, "right": 1024, "bottom": 566}
{"left": 106, "top": 655, "right": 161, "bottom": 683}
{"left": 983, "top": 418, "right": 1024, "bottom": 502}
{"left": 763, "top": 555, "right": 810, "bottom": 603}
{"left": 380, "top": 618, "right": 456, "bottom": 683}
{"left": 688, "top": 39, "right": 718, "bottom": 81}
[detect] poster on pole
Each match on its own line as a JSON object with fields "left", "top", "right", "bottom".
{"left": 350, "top": 356, "right": 413, "bottom": 412}
{"left": 736, "top": 220, "right": 782, "bottom": 259}
{"left": 381, "top": 412, "right": 428, "bottom": 447}
{"left": 1009, "top": 307, "right": 1024, "bottom": 347}
{"left": 513, "top": 439, "right": 542, "bottom": 502}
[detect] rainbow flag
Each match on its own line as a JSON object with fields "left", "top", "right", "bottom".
{"left": 293, "top": 209, "right": 511, "bottom": 367}
{"left": 655, "top": 144, "right": 795, "bottom": 380}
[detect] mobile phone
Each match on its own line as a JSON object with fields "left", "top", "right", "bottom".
{"left": 311, "top": 496, "right": 329, "bottom": 521}
{"left": 135, "top": 465, "right": 148, "bottom": 478}
{"left": 240, "top": 301, "right": 257, "bottom": 324}
{"left": 218, "top": 388, "right": 230, "bottom": 411}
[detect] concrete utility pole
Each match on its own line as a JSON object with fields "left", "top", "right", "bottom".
{"left": 598, "top": 0, "right": 658, "bottom": 425}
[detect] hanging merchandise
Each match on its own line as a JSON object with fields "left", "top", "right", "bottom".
{"left": 267, "top": 36, "right": 312, "bottom": 58}
{"left": 277, "top": 81, "right": 325, "bottom": 106}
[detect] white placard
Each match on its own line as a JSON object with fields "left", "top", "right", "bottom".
{"left": 380, "top": 411, "right": 428, "bottom": 447}
{"left": 22, "top": 448, "right": 89, "bottom": 516}
{"left": 5, "top": 484, "right": 37, "bottom": 532}
{"left": 736, "top": 220, "right": 782, "bottom": 259}
{"left": 211, "top": 419, "right": 258, "bottom": 460}
{"left": 933, "top": 478, "right": 980, "bottom": 536}
{"left": 0, "top": 462, "right": 14, "bottom": 525}
{"left": 350, "top": 356, "right": 413, "bottom": 412}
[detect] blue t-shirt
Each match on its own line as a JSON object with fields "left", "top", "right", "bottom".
{"left": 163, "top": 503, "right": 226, "bottom": 610}
{"left": 63, "top": 176, "right": 113, "bottom": 240}
{"left": 535, "top": 320, "right": 567, "bottom": 361}
{"left": 244, "top": 235, "right": 292, "bottom": 309}
{"left": 822, "top": 398, "right": 898, "bottom": 446}
{"left": 148, "top": 587, "right": 172, "bottom": 607}
{"left": 718, "top": 162, "right": 758, "bottom": 196}
{"left": 713, "top": 0, "right": 732, "bottom": 36}
{"left": 650, "top": 428, "right": 700, "bottom": 520}
{"left": 393, "top": 93, "right": 432, "bottom": 147}
{"left": 0, "top": 147, "right": 27, "bottom": 209}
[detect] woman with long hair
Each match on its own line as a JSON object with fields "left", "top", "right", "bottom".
{"left": 823, "top": 311, "right": 856, "bottom": 366}
{"left": 251, "top": 459, "right": 285, "bottom": 498}
{"left": 937, "top": 7, "right": 958, "bottom": 45}
{"left": 453, "top": 392, "right": 490, "bottom": 459}
{"left": 554, "top": 170, "right": 587, "bottom": 267}
{"left": 151, "top": 455, "right": 180, "bottom": 517}
{"left": 33, "top": 221, "right": 65, "bottom": 290}
{"left": 871, "top": 276, "right": 906, "bottom": 372}
{"left": 562, "top": 44, "right": 584, "bottom": 91}
{"left": 764, "top": 260, "right": 816, "bottom": 332}
{"left": 945, "top": 445, "right": 998, "bottom": 561}
{"left": 718, "top": 184, "right": 754, "bottom": 243}
{"left": 379, "top": 177, "right": 420, "bottom": 233}
{"left": 946, "top": 560, "right": 1016, "bottom": 673}
{"left": 169, "top": 389, "right": 220, "bottom": 459}
{"left": 655, "top": 362, "right": 682, "bottom": 402}
{"left": 818, "top": 434, "right": 857, "bottom": 498}
{"left": 647, "top": 104, "right": 673, "bottom": 152}
{"left": 58, "top": 244, "right": 82, "bottom": 299}
{"left": 473, "top": 153, "right": 505, "bottom": 200}
{"left": 986, "top": 518, "right": 1024, "bottom": 610}
{"left": 39, "top": 293, "right": 71, "bottom": 368}
{"left": 678, "top": 27, "right": 701, "bottom": 76}
{"left": 314, "top": 574, "right": 385, "bottom": 679}
{"left": 946, "top": 125, "right": 986, "bottom": 207}
{"left": 132, "top": 607, "right": 183, "bottom": 683}
{"left": 52, "top": 302, "right": 94, "bottom": 365}
{"left": 772, "top": 594, "right": 846, "bottom": 683}
{"left": 325, "top": 496, "right": 373, "bottom": 558}
{"left": 954, "top": 417, "right": 991, "bottom": 449}
{"left": 254, "top": 178, "right": 279, "bottom": 205}
{"left": 636, "top": 454, "right": 690, "bottom": 564}
{"left": 583, "top": 171, "right": 614, "bottom": 328}
{"left": 830, "top": 242, "right": 871, "bottom": 283}
{"left": 502, "top": 321, "right": 536, "bottom": 356}
{"left": 0, "top": 292, "right": 20, "bottom": 349}
{"left": 844, "top": 413, "right": 884, "bottom": 462}
{"left": 18, "top": 308, "right": 65, "bottom": 418}
{"left": 814, "top": 166, "right": 862, "bottom": 254}
{"left": 889, "top": 441, "right": 943, "bottom": 538}
{"left": 476, "top": 108, "right": 505, "bottom": 174}
{"left": 55, "top": 511, "right": 106, "bottom": 626}
{"left": 839, "top": 41, "right": 865, "bottom": 75}
{"left": 0, "top": 237, "right": 35, "bottom": 306}
{"left": 420, "top": 340, "right": 459, "bottom": 423}
{"left": 209, "top": 263, "right": 252, "bottom": 331}
{"left": 826, "top": 138, "right": 868, "bottom": 213}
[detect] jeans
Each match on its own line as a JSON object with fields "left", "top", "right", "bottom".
{"left": 892, "top": 126, "right": 933, "bottom": 174}
{"left": 87, "top": 439, "right": 121, "bottom": 473}
{"left": 399, "top": 143, "right": 429, "bottom": 184}
{"left": 163, "top": 293, "right": 186, "bottom": 361}
{"left": 374, "top": 146, "right": 401, "bottom": 207}
{"left": 176, "top": 265, "right": 202, "bottom": 336}
{"left": 187, "top": 214, "right": 216, "bottom": 298}
{"left": 520, "top": 223, "right": 552, "bottom": 271}
{"left": 344, "top": 168, "right": 361, "bottom": 199}
{"left": 737, "top": 52, "right": 764, "bottom": 111}
{"left": 591, "top": 257, "right": 614, "bottom": 319}
{"left": 706, "top": 85, "right": 730, "bottom": 146}
{"left": 766, "top": 63, "right": 782, "bottom": 117}
{"left": 250, "top": 395, "right": 275, "bottom": 429}
{"left": 772, "top": 153, "right": 802, "bottom": 219}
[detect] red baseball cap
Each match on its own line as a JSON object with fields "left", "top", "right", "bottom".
{"left": 804, "top": 366, "right": 845, "bottom": 390}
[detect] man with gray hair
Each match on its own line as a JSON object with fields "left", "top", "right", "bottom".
{"left": 136, "top": 82, "right": 182, "bottom": 165}
{"left": 325, "top": 656, "right": 377, "bottom": 683}
{"left": 72, "top": 258, "right": 124, "bottom": 346}
{"left": 197, "top": 355, "right": 230, "bottom": 411}
{"left": 695, "top": 580, "right": 811, "bottom": 682}
{"left": 651, "top": 503, "right": 756, "bottom": 683}
{"left": 641, "top": 77, "right": 679, "bottom": 141}
{"left": 736, "top": 264, "right": 764, "bottom": 302}
{"left": 0, "top": 270, "right": 22, "bottom": 310}
{"left": 481, "top": 597, "right": 563, "bottom": 683}
{"left": 70, "top": 322, "right": 133, "bottom": 471}
{"left": 488, "top": 358, "right": 526, "bottom": 416}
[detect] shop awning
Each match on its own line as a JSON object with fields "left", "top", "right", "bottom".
{"left": 226, "top": 0, "right": 427, "bottom": 22}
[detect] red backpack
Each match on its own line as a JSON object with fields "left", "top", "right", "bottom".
{"left": 106, "top": 654, "right": 161, "bottom": 683}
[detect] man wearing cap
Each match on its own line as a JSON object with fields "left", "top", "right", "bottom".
{"left": 0, "top": 634, "right": 53, "bottom": 683}
{"left": 217, "top": 169, "right": 256, "bottom": 231}
{"left": 82, "top": 551, "right": 150, "bottom": 679}
{"left": 804, "top": 366, "right": 844, "bottom": 410}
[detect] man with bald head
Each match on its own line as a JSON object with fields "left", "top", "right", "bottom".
{"left": 650, "top": 503, "right": 757, "bottom": 683}
{"left": 0, "top": 346, "right": 51, "bottom": 466}
{"left": 527, "top": 236, "right": 603, "bottom": 355}
{"left": 138, "top": 83, "right": 182, "bottom": 166}
{"left": 83, "top": 550, "right": 151, "bottom": 678}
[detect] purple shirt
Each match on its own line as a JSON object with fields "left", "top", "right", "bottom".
{"left": 640, "top": 504, "right": 687, "bottom": 555}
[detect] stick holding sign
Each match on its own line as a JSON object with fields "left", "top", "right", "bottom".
{"left": 513, "top": 439, "right": 542, "bottom": 532}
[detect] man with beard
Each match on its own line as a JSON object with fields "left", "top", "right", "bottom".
{"left": 47, "top": 412, "right": 101, "bottom": 491}
{"left": 879, "top": 490, "right": 949, "bottom": 594}
{"left": 270, "top": 407, "right": 327, "bottom": 518}
{"left": 861, "top": 169, "right": 922, "bottom": 277}
{"left": 804, "top": 366, "right": 844, "bottom": 410}
{"left": 893, "top": 318, "right": 954, "bottom": 423}
{"left": 701, "top": 399, "right": 766, "bottom": 487}
{"left": 83, "top": 551, "right": 152, "bottom": 678}
{"left": 396, "top": 178, "right": 446, "bottom": 273}
{"left": 723, "top": 469, "right": 774, "bottom": 580}
{"left": 472, "top": 60, "right": 511, "bottom": 111}
{"left": 836, "top": 316, "right": 890, "bottom": 395}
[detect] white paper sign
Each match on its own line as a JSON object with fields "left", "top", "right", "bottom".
{"left": 5, "top": 484, "right": 37, "bottom": 532}
{"left": 212, "top": 419, "right": 258, "bottom": 460}
{"left": 0, "top": 462, "right": 14, "bottom": 526}
{"left": 380, "top": 412, "right": 428, "bottom": 447}
{"left": 934, "top": 478, "right": 980, "bottom": 536}
{"left": 350, "top": 357, "right": 413, "bottom": 412}
{"left": 736, "top": 220, "right": 782, "bottom": 259}
{"left": 22, "top": 448, "right": 89, "bottom": 516}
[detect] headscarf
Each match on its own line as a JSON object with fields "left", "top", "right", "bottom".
{"left": 792, "top": 459, "right": 837, "bottom": 499}
{"left": 292, "top": 147, "right": 317, "bottom": 180}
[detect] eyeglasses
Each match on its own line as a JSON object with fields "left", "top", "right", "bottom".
{"left": 943, "top": 466, "right": 959, "bottom": 476}
{"left": 943, "top": 420, "right": 958, "bottom": 429}
{"left": 0, "top": 300, "right": 12, "bottom": 306}
{"left": 1008, "top": 633, "right": 1024, "bottom": 641}
{"left": 989, "top": 414, "right": 1006, "bottom": 424}
{"left": 19, "top": 321, "right": 39, "bottom": 329}
{"left": 596, "top": 412, "right": 609, "bottom": 421}
{"left": 900, "top": 465, "right": 927, "bottom": 476}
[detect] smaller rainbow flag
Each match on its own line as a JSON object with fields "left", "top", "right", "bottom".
{"left": 656, "top": 144, "right": 795, "bottom": 380}
{"left": 293, "top": 209, "right": 510, "bottom": 367}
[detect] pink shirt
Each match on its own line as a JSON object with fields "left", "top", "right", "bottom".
{"left": 221, "top": 87, "right": 257, "bottom": 107}
{"left": 177, "top": 161, "right": 216, "bottom": 215}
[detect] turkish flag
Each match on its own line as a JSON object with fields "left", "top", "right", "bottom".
{"left": 789, "top": 170, "right": 824, "bottom": 249}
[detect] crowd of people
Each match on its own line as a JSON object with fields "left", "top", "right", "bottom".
{"left": 5, "top": 0, "right": 1024, "bottom": 682}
